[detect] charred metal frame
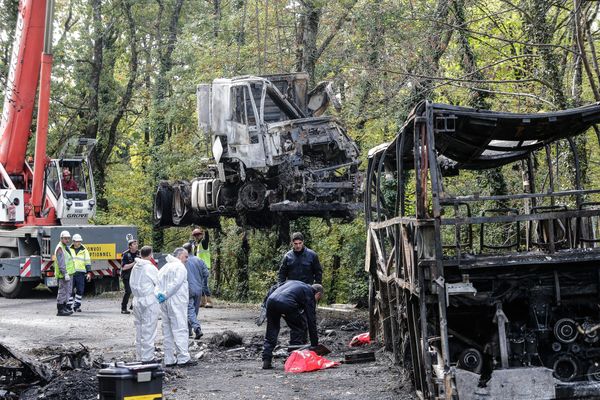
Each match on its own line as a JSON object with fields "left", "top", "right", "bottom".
{"left": 365, "top": 101, "right": 600, "bottom": 399}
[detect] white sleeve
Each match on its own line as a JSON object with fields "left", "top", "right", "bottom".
{"left": 163, "top": 264, "right": 185, "bottom": 298}
{"left": 147, "top": 264, "right": 159, "bottom": 286}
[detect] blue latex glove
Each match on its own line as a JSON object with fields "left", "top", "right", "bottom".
{"left": 156, "top": 293, "right": 167, "bottom": 304}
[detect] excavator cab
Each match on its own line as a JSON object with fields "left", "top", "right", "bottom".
{"left": 45, "top": 138, "right": 97, "bottom": 224}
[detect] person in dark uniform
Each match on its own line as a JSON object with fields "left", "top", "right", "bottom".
{"left": 120, "top": 238, "right": 139, "bottom": 314}
{"left": 277, "top": 232, "right": 323, "bottom": 285}
{"left": 261, "top": 280, "right": 324, "bottom": 369}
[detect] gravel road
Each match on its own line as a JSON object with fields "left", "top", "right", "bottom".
{"left": 0, "top": 289, "right": 414, "bottom": 400}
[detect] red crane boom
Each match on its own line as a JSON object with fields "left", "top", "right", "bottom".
{"left": 0, "top": 1, "right": 47, "bottom": 175}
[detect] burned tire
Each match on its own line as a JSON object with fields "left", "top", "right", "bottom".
{"left": 0, "top": 247, "right": 36, "bottom": 299}
{"left": 153, "top": 181, "right": 173, "bottom": 227}
{"left": 172, "top": 181, "right": 194, "bottom": 226}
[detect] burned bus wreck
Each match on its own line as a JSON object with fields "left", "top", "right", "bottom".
{"left": 153, "top": 73, "right": 362, "bottom": 229}
{"left": 365, "top": 101, "right": 600, "bottom": 399}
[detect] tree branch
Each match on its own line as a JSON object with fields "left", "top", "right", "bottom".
{"left": 315, "top": 0, "right": 358, "bottom": 61}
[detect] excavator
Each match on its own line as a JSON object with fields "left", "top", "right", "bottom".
{"left": 0, "top": 0, "right": 135, "bottom": 297}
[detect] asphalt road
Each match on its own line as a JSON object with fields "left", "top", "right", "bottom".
{"left": 0, "top": 289, "right": 410, "bottom": 399}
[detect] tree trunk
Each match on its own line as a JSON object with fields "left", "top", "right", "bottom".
{"left": 402, "top": 0, "right": 452, "bottom": 111}
{"left": 300, "top": 2, "right": 320, "bottom": 83}
{"left": 452, "top": 0, "right": 490, "bottom": 109}
{"left": 213, "top": 229, "right": 222, "bottom": 296}
{"left": 95, "top": 1, "right": 139, "bottom": 199}
{"left": 150, "top": 0, "right": 185, "bottom": 251}
{"left": 236, "top": 229, "right": 250, "bottom": 301}
{"left": 276, "top": 217, "right": 290, "bottom": 248}
{"left": 356, "top": 0, "right": 384, "bottom": 124}
{"left": 327, "top": 236, "right": 344, "bottom": 304}
{"left": 213, "top": 0, "right": 221, "bottom": 39}
{"left": 523, "top": 0, "right": 568, "bottom": 108}
{"left": 85, "top": 0, "right": 103, "bottom": 141}
{"left": 453, "top": 0, "right": 508, "bottom": 202}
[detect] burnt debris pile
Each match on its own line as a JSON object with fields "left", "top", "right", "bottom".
{"left": 0, "top": 343, "right": 99, "bottom": 400}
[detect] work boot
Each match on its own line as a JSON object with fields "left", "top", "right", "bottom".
{"left": 65, "top": 304, "right": 74, "bottom": 315}
{"left": 194, "top": 328, "right": 204, "bottom": 340}
{"left": 178, "top": 359, "right": 198, "bottom": 368}
{"left": 200, "top": 295, "right": 207, "bottom": 308}
{"left": 205, "top": 296, "right": 213, "bottom": 308}
{"left": 57, "top": 304, "right": 71, "bottom": 317}
{"left": 262, "top": 358, "right": 273, "bottom": 370}
{"left": 121, "top": 309, "right": 131, "bottom": 314}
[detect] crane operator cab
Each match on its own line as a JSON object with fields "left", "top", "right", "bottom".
{"left": 45, "top": 138, "right": 97, "bottom": 225}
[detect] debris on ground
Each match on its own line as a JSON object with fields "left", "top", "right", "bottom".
{"left": 349, "top": 332, "right": 371, "bottom": 347}
{"left": 0, "top": 344, "right": 99, "bottom": 400}
{"left": 19, "top": 368, "right": 98, "bottom": 400}
{"left": 210, "top": 330, "right": 244, "bottom": 347}
{"left": 0, "top": 343, "right": 55, "bottom": 398}
{"left": 338, "top": 320, "right": 368, "bottom": 332}
{"left": 34, "top": 344, "right": 92, "bottom": 370}
{"left": 344, "top": 351, "right": 376, "bottom": 364}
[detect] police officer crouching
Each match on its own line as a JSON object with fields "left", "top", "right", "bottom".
{"left": 262, "top": 280, "right": 324, "bottom": 369}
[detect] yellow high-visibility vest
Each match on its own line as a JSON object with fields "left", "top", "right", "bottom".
{"left": 53, "top": 243, "right": 75, "bottom": 278}
{"left": 71, "top": 245, "right": 91, "bottom": 272}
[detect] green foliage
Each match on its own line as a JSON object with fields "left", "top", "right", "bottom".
{"left": 2, "top": 0, "right": 600, "bottom": 304}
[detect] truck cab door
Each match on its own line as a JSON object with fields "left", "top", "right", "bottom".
{"left": 227, "top": 83, "right": 266, "bottom": 168}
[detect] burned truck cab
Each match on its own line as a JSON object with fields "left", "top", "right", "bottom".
{"left": 154, "top": 73, "right": 362, "bottom": 228}
{"left": 366, "top": 101, "right": 600, "bottom": 399}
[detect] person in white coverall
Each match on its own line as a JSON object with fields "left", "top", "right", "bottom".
{"left": 156, "top": 248, "right": 198, "bottom": 368}
{"left": 129, "top": 245, "right": 159, "bottom": 363}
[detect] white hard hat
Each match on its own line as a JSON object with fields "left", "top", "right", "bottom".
{"left": 72, "top": 234, "right": 83, "bottom": 242}
{"left": 60, "top": 230, "right": 71, "bottom": 238}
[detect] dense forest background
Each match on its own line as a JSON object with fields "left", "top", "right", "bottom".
{"left": 1, "top": 0, "right": 599, "bottom": 303}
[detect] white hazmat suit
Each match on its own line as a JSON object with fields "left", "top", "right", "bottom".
{"left": 129, "top": 258, "right": 159, "bottom": 362}
{"left": 157, "top": 254, "right": 190, "bottom": 365}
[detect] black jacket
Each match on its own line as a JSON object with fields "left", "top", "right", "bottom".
{"left": 120, "top": 250, "right": 138, "bottom": 279}
{"left": 277, "top": 247, "right": 322, "bottom": 285}
{"left": 267, "top": 280, "right": 319, "bottom": 346}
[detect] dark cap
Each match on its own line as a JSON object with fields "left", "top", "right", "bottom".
{"left": 291, "top": 232, "right": 304, "bottom": 242}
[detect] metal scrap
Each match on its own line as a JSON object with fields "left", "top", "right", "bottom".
{"left": 0, "top": 343, "right": 54, "bottom": 387}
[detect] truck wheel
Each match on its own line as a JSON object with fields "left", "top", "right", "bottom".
{"left": 172, "top": 181, "right": 193, "bottom": 225}
{"left": 154, "top": 181, "right": 174, "bottom": 227}
{"left": 237, "top": 182, "right": 266, "bottom": 210}
{"left": 0, "top": 248, "right": 36, "bottom": 298}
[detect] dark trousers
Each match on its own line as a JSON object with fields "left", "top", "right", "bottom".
{"left": 73, "top": 272, "right": 85, "bottom": 296}
{"left": 201, "top": 265, "right": 211, "bottom": 296}
{"left": 121, "top": 278, "right": 131, "bottom": 311}
{"left": 69, "top": 272, "right": 86, "bottom": 310}
{"left": 262, "top": 300, "right": 306, "bottom": 360}
{"left": 188, "top": 293, "right": 202, "bottom": 331}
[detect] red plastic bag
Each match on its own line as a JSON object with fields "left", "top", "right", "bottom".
{"left": 284, "top": 350, "right": 340, "bottom": 373}
{"left": 349, "top": 332, "right": 371, "bottom": 347}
